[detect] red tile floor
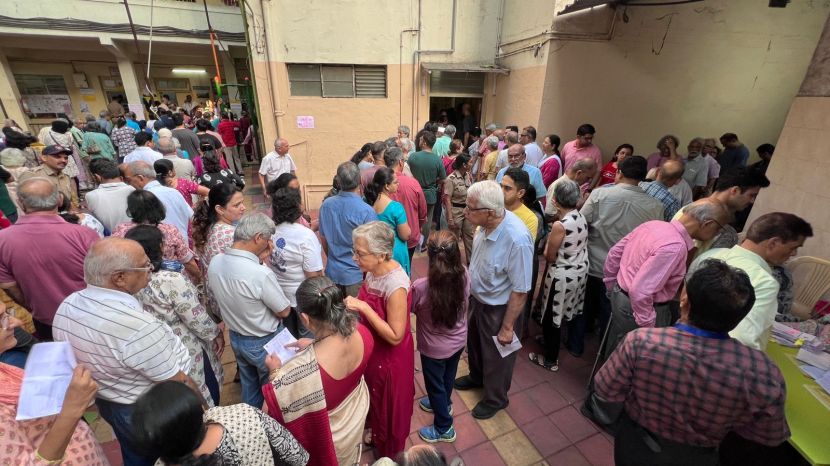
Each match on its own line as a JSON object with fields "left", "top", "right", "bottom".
{"left": 94, "top": 166, "right": 613, "bottom": 465}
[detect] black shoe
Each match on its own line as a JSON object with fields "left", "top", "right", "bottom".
{"left": 453, "top": 375, "right": 482, "bottom": 391}
{"left": 471, "top": 401, "right": 503, "bottom": 420}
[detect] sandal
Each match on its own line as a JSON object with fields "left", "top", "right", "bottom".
{"left": 528, "top": 352, "right": 559, "bottom": 372}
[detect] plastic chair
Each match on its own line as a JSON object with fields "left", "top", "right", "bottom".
{"left": 786, "top": 256, "right": 830, "bottom": 319}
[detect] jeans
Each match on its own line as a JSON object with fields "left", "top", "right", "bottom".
{"left": 203, "top": 350, "right": 221, "bottom": 406}
{"left": 96, "top": 398, "right": 156, "bottom": 466}
{"left": 229, "top": 328, "right": 281, "bottom": 408}
{"left": 0, "top": 349, "right": 28, "bottom": 368}
{"left": 420, "top": 348, "right": 463, "bottom": 433}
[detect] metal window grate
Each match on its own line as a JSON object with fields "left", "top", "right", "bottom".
{"left": 354, "top": 65, "right": 387, "bottom": 98}
{"left": 287, "top": 64, "right": 386, "bottom": 98}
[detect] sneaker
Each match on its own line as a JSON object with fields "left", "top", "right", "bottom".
{"left": 418, "top": 397, "right": 453, "bottom": 415}
{"left": 418, "top": 425, "right": 457, "bottom": 443}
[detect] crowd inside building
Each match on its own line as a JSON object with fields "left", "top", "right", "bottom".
{"left": 0, "top": 99, "right": 825, "bottom": 466}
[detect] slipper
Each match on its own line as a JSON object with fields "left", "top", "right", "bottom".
{"left": 528, "top": 352, "right": 559, "bottom": 372}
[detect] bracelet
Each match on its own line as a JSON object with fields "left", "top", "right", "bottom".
{"left": 268, "top": 368, "right": 280, "bottom": 381}
{"left": 35, "top": 450, "right": 65, "bottom": 465}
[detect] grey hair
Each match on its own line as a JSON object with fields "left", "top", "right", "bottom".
{"left": 505, "top": 131, "right": 519, "bottom": 145}
{"left": 336, "top": 161, "right": 361, "bottom": 191}
{"left": 274, "top": 138, "right": 289, "bottom": 149}
{"left": 397, "top": 125, "right": 410, "bottom": 137}
{"left": 18, "top": 177, "right": 59, "bottom": 212}
{"left": 485, "top": 122, "right": 498, "bottom": 131}
{"left": 485, "top": 135, "right": 499, "bottom": 149}
{"left": 384, "top": 146, "right": 404, "bottom": 168}
{"left": 157, "top": 137, "right": 176, "bottom": 155}
{"left": 554, "top": 180, "right": 581, "bottom": 209}
{"left": 99, "top": 110, "right": 108, "bottom": 118}
{"left": 128, "top": 161, "right": 156, "bottom": 178}
{"left": 399, "top": 137, "right": 414, "bottom": 152}
{"left": 0, "top": 148, "right": 26, "bottom": 167}
{"left": 688, "top": 137, "right": 705, "bottom": 148}
{"left": 353, "top": 221, "right": 395, "bottom": 257}
{"left": 84, "top": 239, "right": 136, "bottom": 287}
{"left": 683, "top": 201, "right": 728, "bottom": 224}
{"left": 467, "top": 180, "right": 505, "bottom": 217}
{"left": 444, "top": 125, "right": 457, "bottom": 137}
{"left": 233, "top": 213, "right": 276, "bottom": 242}
{"left": 571, "top": 157, "right": 597, "bottom": 172}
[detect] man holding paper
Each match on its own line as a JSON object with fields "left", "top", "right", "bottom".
{"left": 208, "top": 213, "right": 291, "bottom": 409}
{"left": 53, "top": 238, "right": 194, "bottom": 466}
{"left": 452, "top": 180, "right": 533, "bottom": 420}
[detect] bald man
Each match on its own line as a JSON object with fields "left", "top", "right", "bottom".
{"left": 640, "top": 159, "right": 683, "bottom": 221}
{"left": 259, "top": 137, "right": 297, "bottom": 193}
{"left": 0, "top": 178, "right": 99, "bottom": 340}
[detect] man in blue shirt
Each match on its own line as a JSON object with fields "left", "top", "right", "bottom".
{"left": 718, "top": 132, "right": 750, "bottom": 173}
{"left": 495, "top": 144, "right": 546, "bottom": 201}
{"left": 319, "top": 162, "right": 378, "bottom": 297}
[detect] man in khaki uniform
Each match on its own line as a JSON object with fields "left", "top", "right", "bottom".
{"left": 18, "top": 145, "right": 78, "bottom": 209}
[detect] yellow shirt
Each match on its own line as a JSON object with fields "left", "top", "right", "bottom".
{"left": 483, "top": 150, "right": 500, "bottom": 181}
{"left": 510, "top": 203, "right": 538, "bottom": 243}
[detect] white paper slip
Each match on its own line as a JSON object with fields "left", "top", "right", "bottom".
{"left": 492, "top": 334, "right": 522, "bottom": 358}
{"left": 799, "top": 364, "right": 828, "bottom": 380}
{"left": 17, "top": 341, "right": 77, "bottom": 420}
{"left": 796, "top": 347, "right": 830, "bottom": 371}
{"left": 263, "top": 327, "right": 299, "bottom": 364}
{"left": 818, "top": 371, "right": 830, "bottom": 396}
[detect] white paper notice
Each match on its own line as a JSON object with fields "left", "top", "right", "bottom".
{"left": 17, "top": 342, "right": 77, "bottom": 420}
{"left": 492, "top": 334, "right": 522, "bottom": 358}
{"left": 263, "top": 328, "right": 299, "bottom": 364}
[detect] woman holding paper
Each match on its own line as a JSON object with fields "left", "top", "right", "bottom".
{"left": 263, "top": 276, "right": 374, "bottom": 466}
{"left": 343, "top": 221, "right": 413, "bottom": 459}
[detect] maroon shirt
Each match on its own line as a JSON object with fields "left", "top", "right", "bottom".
{"left": 0, "top": 215, "right": 99, "bottom": 324}
{"left": 390, "top": 173, "right": 427, "bottom": 249}
{"left": 216, "top": 119, "right": 240, "bottom": 147}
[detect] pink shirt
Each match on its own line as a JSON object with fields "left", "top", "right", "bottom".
{"left": 410, "top": 271, "right": 470, "bottom": 359}
{"left": 390, "top": 174, "right": 427, "bottom": 249}
{"left": 0, "top": 215, "right": 99, "bottom": 324}
{"left": 561, "top": 139, "right": 602, "bottom": 171}
{"left": 603, "top": 220, "right": 693, "bottom": 327}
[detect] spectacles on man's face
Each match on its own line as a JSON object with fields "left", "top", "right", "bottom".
{"left": 115, "top": 264, "right": 153, "bottom": 275}
{"left": 464, "top": 206, "right": 492, "bottom": 213}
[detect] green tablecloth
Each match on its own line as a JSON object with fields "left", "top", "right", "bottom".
{"left": 766, "top": 341, "right": 830, "bottom": 466}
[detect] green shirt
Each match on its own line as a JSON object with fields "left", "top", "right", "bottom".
{"left": 0, "top": 168, "right": 17, "bottom": 216}
{"left": 407, "top": 150, "right": 447, "bottom": 204}
{"left": 433, "top": 135, "right": 452, "bottom": 157}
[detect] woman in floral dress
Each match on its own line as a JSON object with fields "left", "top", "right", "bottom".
{"left": 154, "top": 158, "right": 209, "bottom": 207}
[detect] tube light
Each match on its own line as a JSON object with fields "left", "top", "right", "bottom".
{"left": 172, "top": 68, "right": 207, "bottom": 74}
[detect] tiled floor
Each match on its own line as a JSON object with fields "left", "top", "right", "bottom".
{"left": 95, "top": 165, "right": 613, "bottom": 466}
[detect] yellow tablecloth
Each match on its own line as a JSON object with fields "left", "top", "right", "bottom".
{"left": 766, "top": 341, "right": 830, "bottom": 466}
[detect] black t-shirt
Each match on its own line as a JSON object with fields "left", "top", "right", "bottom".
{"left": 197, "top": 133, "right": 223, "bottom": 151}
{"left": 198, "top": 169, "right": 245, "bottom": 190}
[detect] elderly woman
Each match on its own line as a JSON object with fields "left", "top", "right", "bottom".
{"left": 596, "top": 143, "right": 633, "bottom": 188}
{"left": 82, "top": 121, "right": 118, "bottom": 161}
{"left": 264, "top": 277, "right": 375, "bottom": 466}
{"left": 268, "top": 188, "right": 324, "bottom": 338}
{"left": 126, "top": 225, "right": 225, "bottom": 406}
{"left": 646, "top": 134, "right": 680, "bottom": 171}
{"left": 110, "top": 116, "right": 137, "bottom": 161}
{"left": 132, "top": 381, "right": 308, "bottom": 466}
{"left": 530, "top": 180, "right": 589, "bottom": 372}
{"left": 343, "top": 221, "right": 413, "bottom": 459}
{"left": 112, "top": 190, "right": 200, "bottom": 279}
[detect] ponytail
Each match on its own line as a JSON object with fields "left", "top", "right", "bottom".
{"left": 296, "top": 276, "right": 357, "bottom": 337}
{"left": 364, "top": 166, "right": 396, "bottom": 206}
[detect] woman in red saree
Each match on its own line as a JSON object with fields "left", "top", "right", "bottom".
{"left": 344, "top": 221, "right": 414, "bottom": 459}
{"left": 263, "top": 276, "right": 374, "bottom": 466}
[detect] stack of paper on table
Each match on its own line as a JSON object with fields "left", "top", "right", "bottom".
{"left": 17, "top": 342, "right": 77, "bottom": 420}
{"left": 771, "top": 322, "right": 816, "bottom": 347}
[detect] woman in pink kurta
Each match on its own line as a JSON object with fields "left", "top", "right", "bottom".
{"left": 345, "top": 221, "right": 414, "bottom": 459}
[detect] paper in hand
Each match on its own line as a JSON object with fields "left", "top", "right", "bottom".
{"left": 17, "top": 342, "right": 77, "bottom": 420}
{"left": 263, "top": 327, "right": 299, "bottom": 364}
{"left": 492, "top": 333, "right": 522, "bottom": 358}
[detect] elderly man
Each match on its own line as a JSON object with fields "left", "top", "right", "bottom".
{"left": 123, "top": 161, "right": 193, "bottom": 243}
{"left": 593, "top": 260, "right": 789, "bottom": 466}
{"left": 494, "top": 130, "right": 520, "bottom": 172}
{"left": 601, "top": 200, "right": 731, "bottom": 360}
{"left": 124, "top": 131, "right": 163, "bottom": 165}
{"left": 86, "top": 158, "right": 135, "bottom": 232}
{"left": 319, "top": 162, "right": 378, "bottom": 297}
{"left": 454, "top": 181, "right": 534, "bottom": 420}
{"left": 569, "top": 156, "right": 664, "bottom": 356}
{"left": 158, "top": 136, "right": 195, "bottom": 180}
{"left": 208, "top": 213, "right": 291, "bottom": 408}
{"left": 691, "top": 212, "right": 812, "bottom": 350}
{"left": 561, "top": 124, "right": 602, "bottom": 185}
{"left": 478, "top": 135, "right": 501, "bottom": 182}
{"left": 18, "top": 144, "right": 79, "bottom": 209}
{"left": 0, "top": 178, "right": 99, "bottom": 340}
{"left": 408, "top": 132, "right": 446, "bottom": 244}
{"left": 519, "top": 126, "right": 544, "bottom": 167}
{"left": 53, "top": 237, "right": 193, "bottom": 466}
{"left": 258, "top": 138, "right": 297, "bottom": 193}
{"left": 640, "top": 159, "right": 683, "bottom": 221}
{"left": 543, "top": 157, "right": 597, "bottom": 220}
{"left": 433, "top": 124, "right": 455, "bottom": 157}
{"left": 683, "top": 137, "right": 710, "bottom": 200}
{"left": 386, "top": 147, "right": 427, "bottom": 260}
{"left": 397, "top": 125, "right": 411, "bottom": 140}
{"left": 495, "top": 144, "right": 546, "bottom": 201}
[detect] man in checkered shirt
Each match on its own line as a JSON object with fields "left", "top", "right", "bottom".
{"left": 594, "top": 259, "right": 789, "bottom": 466}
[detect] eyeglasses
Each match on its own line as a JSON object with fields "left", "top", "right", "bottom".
{"left": 116, "top": 265, "right": 153, "bottom": 274}
{"left": 351, "top": 248, "right": 374, "bottom": 258}
{"left": 708, "top": 219, "right": 725, "bottom": 230}
{"left": 463, "top": 206, "right": 492, "bottom": 213}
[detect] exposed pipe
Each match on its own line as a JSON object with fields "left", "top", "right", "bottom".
{"left": 257, "top": 0, "right": 281, "bottom": 139}
{"left": 496, "top": 8, "right": 620, "bottom": 59}
{"left": 494, "top": 0, "right": 506, "bottom": 63}
{"left": 399, "top": 28, "right": 418, "bottom": 127}
{"left": 412, "top": 0, "right": 457, "bottom": 127}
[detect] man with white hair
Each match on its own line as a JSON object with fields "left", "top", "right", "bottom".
{"left": 208, "top": 213, "right": 291, "bottom": 408}
{"left": 53, "top": 237, "right": 193, "bottom": 466}
{"left": 478, "top": 135, "right": 501, "bottom": 182}
{"left": 454, "top": 180, "right": 534, "bottom": 420}
{"left": 122, "top": 161, "right": 193, "bottom": 243}
{"left": 397, "top": 125, "right": 411, "bottom": 140}
{"left": 258, "top": 138, "right": 297, "bottom": 193}
{"left": 159, "top": 136, "right": 195, "bottom": 180}
{"left": 433, "top": 124, "right": 456, "bottom": 157}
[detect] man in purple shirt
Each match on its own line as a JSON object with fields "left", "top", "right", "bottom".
{"left": 0, "top": 178, "right": 99, "bottom": 340}
{"left": 600, "top": 199, "right": 730, "bottom": 361}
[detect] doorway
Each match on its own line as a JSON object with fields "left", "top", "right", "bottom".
{"left": 428, "top": 96, "right": 482, "bottom": 146}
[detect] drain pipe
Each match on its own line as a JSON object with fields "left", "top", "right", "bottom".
{"left": 412, "top": 0, "right": 457, "bottom": 127}
{"left": 258, "top": 0, "right": 282, "bottom": 139}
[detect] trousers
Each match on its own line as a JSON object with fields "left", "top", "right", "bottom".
{"left": 467, "top": 297, "right": 522, "bottom": 409}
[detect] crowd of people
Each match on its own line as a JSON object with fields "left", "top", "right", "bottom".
{"left": 0, "top": 110, "right": 823, "bottom": 466}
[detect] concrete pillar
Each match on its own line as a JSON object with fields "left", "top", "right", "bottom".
{"left": 100, "top": 37, "right": 143, "bottom": 116}
{"left": 221, "top": 51, "right": 240, "bottom": 103}
{"left": 0, "top": 49, "right": 30, "bottom": 131}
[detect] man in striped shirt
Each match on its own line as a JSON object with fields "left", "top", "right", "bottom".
{"left": 54, "top": 238, "right": 194, "bottom": 466}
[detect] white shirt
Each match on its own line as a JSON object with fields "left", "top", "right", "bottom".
{"left": 208, "top": 248, "right": 291, "bottom": 337}
{"left": 85, "top": 182, "right": 135, "bottom": 232}
{"left": 268, "top": 222, "right": 324, "bottom": 307}
{"left": 144, "top": 180, "right": 194, "bottom": 243}
{"left": 495, "top": 148, "right": 509, "bottom": 172}
{"left": 53, "top": 285, "right": 191, "bottom": 404}
{"left": 164, "top": 154, "right": 196, "bottom": 180}
{"left": 668, "top": 178, "right": 693, "bottom": 207}
{"left": 124, "top": 146, "right": 163, "bottom": 165}
{"left": 524, "top": 142, "right": 544, "bottom": 167}
{"left": 259, "top": 151, "right": 297, "bottom": 183}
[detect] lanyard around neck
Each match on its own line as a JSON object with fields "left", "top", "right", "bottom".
{"left": 674, "top": 323, "right": 729, "bottom": 340}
